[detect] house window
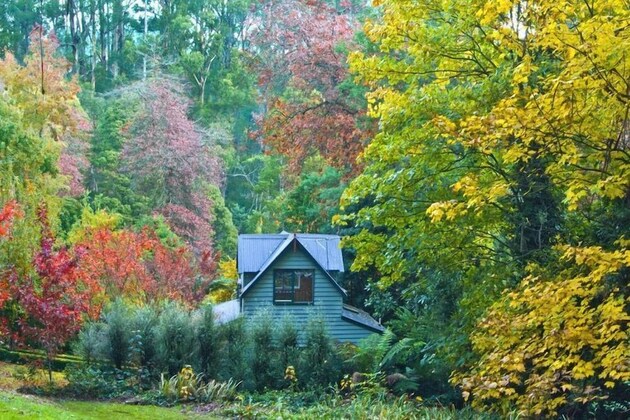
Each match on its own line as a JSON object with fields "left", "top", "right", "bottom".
{"left": 274, "top": 270, "right": 314, "bottom": 303}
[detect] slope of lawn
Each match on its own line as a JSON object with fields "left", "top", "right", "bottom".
{"left": 0, "top": 391, "right": 197, "bottom": 420}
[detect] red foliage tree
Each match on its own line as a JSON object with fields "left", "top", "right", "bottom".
{"left": 250, "top": 0, "right": 371, "bottom": 172}
{"left": 146, "top": 241, "right": 198, "bottom": 303}
{"left": 9, "top": 208, "right": 91, "bottom": 380}
{"left": 122, "top": 79, "right": 222, "bottom": 254}
{"left": 76, "top": 227, "right": 152, "bottom": 308}
{"left": 59, "top": 107, "right": 91, "bottom": 197}
{"left": 0, "top": 201, "right": 21, "bottom": 338}
{"left": 77, "top": 225, "right": 215, "bottom": 306}
{"left": 0, "top": 200, "right": 19, "bottom": 239}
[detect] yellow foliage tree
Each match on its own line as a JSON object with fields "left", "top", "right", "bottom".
{"left": 344, "top": 0, "right": 629, "bottom": 415}
{"left": 205, "top": 258, "right": 237, "bottom": 304}
{"left": 453, "top": 243, "right": 630, "bottom": 416}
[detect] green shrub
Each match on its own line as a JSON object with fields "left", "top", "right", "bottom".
{"left": 299, "top": 318, "right": 341, "bottom": 389}
{"left": 73, "top": 322, "right": 105, "bottom": 366}
{"left": 248, "top": 312, "right": 279, "bottom": 391}
{"left": 194, "top": 304, "right": 219, "bottom": 380}
{"left": 128, "top": 305, "right": 158, "bottom": 371}
{"left": 277, "top": 316, "right": 300, "bottom": 375}
{"left": 153, "top": 302, "right": 197, "bottom": 376}
{"left": 102, "top": 299, "right": 133, "bottom": 369}
{"left": 64, "top": 365, "right": 135, "bottom": 399}
{"left": 217, "top": 317, "right": 250, "bottom": 387}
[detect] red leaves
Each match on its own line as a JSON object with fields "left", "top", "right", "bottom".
{"left": 121, "top": 79, "right": 221, "bottom": 255}
{"left": 0, "top": 201, "right": 21, "bottom": 334}
{"left": 76, "top": 228, "right": 151, "bottom": 310}
{"left": 0, "top": 200, "right": 20, "bottom": 238}
{"left": 7, "top": 208, "right": 90, "bottom": 360}
{"left": 250, "top": 0, "right": 370, "bottom": 171}
{"left": 77, "top": 225, "right": 217, "bottom": 307}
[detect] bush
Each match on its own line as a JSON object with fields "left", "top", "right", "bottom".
{"left": 277, "top": 316, "right": 299, "bottom": 373}
{"left": 102, "top": 299, "right": 132, "bottom": 369}
{"left": 217, "top": 317, "right": 250, "bottom": 387}
{"left": 248, "top": 312, "right": 279, "bottom": 391}
{"left": 299, "top": 318, "right": 341, "bottom": 389}
{"left": 194, "top": 304, "right": 219, "bottom": 380}
{"left": 73, "top": 322, "right": 106, "bottom": 366}
{"left": 153, "top": 302, "right": 197, "bottom": 376}
{"left": 128, "top": 305, "right": 158, "bottom": 370}
{"left": 64, "top": 364, "right": 135, "bottom": 399}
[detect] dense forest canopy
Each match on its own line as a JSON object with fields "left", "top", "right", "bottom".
{"left": 0, "top": 0, "right": 628, "bottom": 417}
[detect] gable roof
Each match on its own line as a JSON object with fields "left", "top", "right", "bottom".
{"left": 238, "top": 233, "right": 344, "bottom": 273}
{"left": 341, "top": 304, "right": 385, "bottom": 333}
{"left": 238, "top": 233, "right": 346, "bottom": 297}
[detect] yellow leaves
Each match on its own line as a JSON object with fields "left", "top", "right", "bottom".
{"left": 572, "top": 361, "right": 596, "bottom": 380}
{"left": 560, "top": 245, "right": 629, "bottom": 282}
{"left": 218, "top": 258, "right": 238, "bottom": 281}
{"left": 67, "top": 207, "right": 121, "bottom": 244}
{"left": 456, "top": 238, "right": 629, "bottom": 416}
{"left": 512, "top": 55, "right": 537, "bottom": 86}
{"left": 347, "top": 0, "right": 629, "bottom": 415}
{"left": 426, "top": 200, "right": 466, "bottom": 222}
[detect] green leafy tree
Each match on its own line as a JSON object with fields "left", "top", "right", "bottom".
{"left": 343, "top": 0, "right": 629, "bottom": 414}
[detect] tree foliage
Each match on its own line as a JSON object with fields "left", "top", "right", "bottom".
{"left": 122, "top": 78, "right": 222, "bottom": 254}
{"left": 250, "top": 0, "right": 370, "bottom": 172}
{"left": 343, "top": 0, "right": 629, "bottom": 414}
{"left": 5, "top": 208, "right": 93, "bottom": 378}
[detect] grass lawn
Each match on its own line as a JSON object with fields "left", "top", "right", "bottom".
{"left": 0, "top": 391, "right": 200, "bottom": 420}
{"left": 0, "top": 362, "right": 207, "bottom": 419}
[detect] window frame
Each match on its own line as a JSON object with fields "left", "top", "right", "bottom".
{"left": 273, "top": 269, "right": 314, "bottom": 304}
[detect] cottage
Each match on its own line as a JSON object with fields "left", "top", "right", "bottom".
{"left": 215, "top": 233, "right": 384, "bottom": 344}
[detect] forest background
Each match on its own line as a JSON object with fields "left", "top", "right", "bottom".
{"left": 0, "top": 0, "right": 628, "bottom": 417}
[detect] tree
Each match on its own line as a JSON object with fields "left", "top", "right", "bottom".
{"left": 0, "top": 86, "right": 63, "bottom": 276}
{"left": 77, "top": 224, "right": 213, "bottom": 306}
{"left": 454, "top": 245, "right": 629, "bottom": 417}
{"left": 9, "top": 207, "right": 92, "bottom": 381}
{"left": 250, "top": 0, "right": 370, "bottom": 172}
{"left": 342, "top": 0, "right": 629, "bottom": 413}
{"left": 0, "top": 201, "right": 19, "bottom": 239}
{"left": 0, "top": 200, "right": 20, "bottom": 338}
{"left": 0, "top": 26, "right": 89, "bottom": 198}
{"left": 122, "top": 78, "right": 222, "bottom": 253}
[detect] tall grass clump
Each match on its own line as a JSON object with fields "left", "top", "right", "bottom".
{"left": 102, "top": 299, "right": 133, "bottom": 369}
{"left": 248, "top": 312, "right": 279, "bottom": 391}
{"left": 153, "top": 302, "right": 197, "bottom": 376}
{"left": 195, "top": 304, "right": 219, "bottom": 380}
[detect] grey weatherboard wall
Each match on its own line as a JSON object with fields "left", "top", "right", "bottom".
{"left": 240, "top": 244, "right": 377, "bottom": 344}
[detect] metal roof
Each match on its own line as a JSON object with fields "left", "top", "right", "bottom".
{"left": 341, "top": 304, "right": 385, "bottom": 333}
{"left": 237, "top": 233, "right": 344, "bottom": 274}
{"left": 239, "top": 233, "right": 347, "bottom": 297}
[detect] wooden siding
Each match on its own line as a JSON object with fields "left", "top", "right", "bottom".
{"left": 241, "top": 246, "right": 377, "bottom": 344}
{"left": 242, "top": 272, "right": 255, "bottom": 287}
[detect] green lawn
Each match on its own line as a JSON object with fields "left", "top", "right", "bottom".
{"left": 0, "top": 391, "right": 203, "bottom": 420}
